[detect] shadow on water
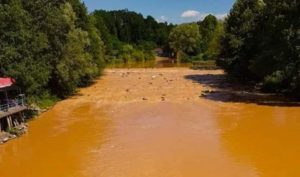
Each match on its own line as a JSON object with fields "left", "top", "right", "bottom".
{"left": 185, "top": 74, "right": 300, "bottom": 107}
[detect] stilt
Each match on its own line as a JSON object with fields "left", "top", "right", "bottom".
{"left": 0, "top": 77, "right": 27, "bottom": 136}
{"left": 20, "top": 112, "right": 25, "bottom": 123}
{"left": 13, "top": 118, "right": 19, "bottom": 127}
{"left": 7, "top": 116, "right": 13, "bottom": 130}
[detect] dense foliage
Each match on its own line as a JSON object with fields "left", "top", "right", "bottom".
{"left": 169, "top": 23, "right": 201, "bottom": 63}
{"left": 91, "top": 10, "right": 174, "bottom": 65}
{"left": 0, "top": 0, "right": 104, "bottom": 99}
{"left": 218, "top": 0, "right": 300, "bottom": 95}
{"left": 198, "top": 15, "right": 224, "bottom": 60}
{"left": 167, "top": 15, "right": 224, "bottom": 63}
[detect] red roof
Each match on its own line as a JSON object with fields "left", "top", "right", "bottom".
{"left": 0, "top": 78, "right": 15, "bottom": 88}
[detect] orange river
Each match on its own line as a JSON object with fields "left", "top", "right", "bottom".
{"left": 0, "top": 68, "right": 299, "bottom": 177}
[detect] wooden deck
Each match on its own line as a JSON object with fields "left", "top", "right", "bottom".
{"left": 0, "top": 106, "right": 27, "bottom": 119}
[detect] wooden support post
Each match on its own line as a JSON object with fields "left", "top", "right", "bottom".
{"left": 20, "top": 112, "right": 25, "bottom": 123}
{"left": 5, "top": 90, "right": 9, "bottom": 110}
{"left": 13, "top": 117, "right": 19, "bottom": 127}
{"left": 7, "top": 116, "right": 13, "bottom": 130}
{"left": 0, "top": 121, "right": 2, "bottom": 132}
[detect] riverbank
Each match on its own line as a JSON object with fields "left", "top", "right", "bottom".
{"left": 0, "top": 97, "right": 58, "bottom": 144}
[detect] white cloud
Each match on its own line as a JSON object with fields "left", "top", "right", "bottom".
{"left": 215, "top": 13, "right": 228, "bottom": 20}
{"left": 181, "top": 10, "right": 200, "bottom": 18}
{"left": 156, "top": 15, "right": 168, "bottom": 23}
{"left": 160, "top": 16, "right": 168, "bottom": 21}
{"left": 181, "top": 10, "right": 228, "bottom": 21}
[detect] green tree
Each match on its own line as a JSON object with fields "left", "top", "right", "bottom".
{"left": 0, "top": 0, "right": 50, "bottom": 95}
{"left": 250, "top": 0, "right": 299, "bottom": 93}
{"left": 71, "top": 0, "right": 105, "bottom": 83}
{"left": 68, "top": 0, "right": 89, "bottom": 30}
{"left": 86, "top": 16, "right": 105, "bottom": 76}
{"left": 91, "top": 9, "right": 173, "bottom": 54}
{"left": 53, "top": 3, "right": 99, "bottom": 96}
{"left": 169, "top": 23, "right": 201, "bottom": 64}
{"left": 199, "top": 15, "right": 218, "bottom": 52}
{"left": 218, "top": 0, "right": 263, "bottom": 78}
{"left": 218, "top": 0, "right": 300, "bottom": 96}
{"left": 205, "top": 22, "right": 224, "bottom": 60}
{"left": 0, "top": 0, "right": 105, "bottom": 102}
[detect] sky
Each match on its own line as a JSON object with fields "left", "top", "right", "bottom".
{"left": 82, "top": 0, "right": 236, "bottom": 24}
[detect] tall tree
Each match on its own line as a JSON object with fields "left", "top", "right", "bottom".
{"left": 199, "top": 14, "right": 218, "bottom": 52}
{"left": 218, "top": 0, "right": 300, "bottom": 95}
{"left": 1, "top": 0, "right": 105, "bottom": 98}
{"left": 250, "top": 0, "right": 300, "bottom": 93}
{"left": 205, "top": 22, "right": 224, "bottom": 60}
{"left": 0, "top": 0, "right": 51, "bottom": 95}
{"left": 169, "top": 23, "right": 201, "bottom": 64}
{"left": 218, "top": 0, "right": 263, "bottom": 79}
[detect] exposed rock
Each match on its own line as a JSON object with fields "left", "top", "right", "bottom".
{"left": 203, "top": 90, "right": 211, "bottom": 94}
{"left": 0, "top": 123, "right": 28, "bottom": 144}
{"left": 201, "top": 93, "right": 207, "bottom": 97}
{"left": 29, "top": 103, "right": 41, "bottom": 112}
{"left": 0, "top": 132, "right": 17, "bottom": 144}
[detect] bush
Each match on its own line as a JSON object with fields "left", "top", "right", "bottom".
{"left": 144, "top": 51, "right": 155, "bottom": 61}
{"left": 132, "top": 50, "right": 145, "bottom": 62}
{"left": 27, "top": 92, "right": 59, "bottom": 109}
{"left": 263, "top": 71, "right": 286, "bottom": 92}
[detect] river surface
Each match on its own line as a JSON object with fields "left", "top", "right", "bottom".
{"left": 0, "top": 68, "right": 300, "bottom": 177}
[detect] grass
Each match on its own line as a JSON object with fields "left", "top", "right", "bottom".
{"left": 7, "top": 127, "right": 20, "bottom": 136}
{"left": 28, "top": 93, "right": 60, "bottom": 110}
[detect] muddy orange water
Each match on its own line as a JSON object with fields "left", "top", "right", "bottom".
{"left": 1, "top": 68, "right": 300, "bottom": 177}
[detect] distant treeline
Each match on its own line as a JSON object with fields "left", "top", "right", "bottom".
{"left": 92, "top": 10, "right": 173, "bottom": 47}
{"left": 91, "top": 10, "right": 174, "bottom": 64}
{"left": 218, "top": 0, "right": 299, "bottom": 96}
{"left": 168, "top": 15, "right": 224, "bottom": 63}
{"left": 91, "top": 10, "right": 224, "bottom": 64}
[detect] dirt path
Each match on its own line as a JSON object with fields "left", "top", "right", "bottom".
{"left": 1, "top": 68, "right": 300, "bottom": 177}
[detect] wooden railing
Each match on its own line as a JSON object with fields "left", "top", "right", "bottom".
{"left": 0, "top": 97, "right": 26, "bottom": 112}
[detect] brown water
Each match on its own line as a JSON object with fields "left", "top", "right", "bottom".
{"left": 0, "top": 68, "right": 300, "bottom": 177}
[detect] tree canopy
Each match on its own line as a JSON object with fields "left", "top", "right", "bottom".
{"left": 0, "top": 0, "right": 104, "bottom": 99}
{"left": 169, "top": 23, "right": 201, "bottom": 63}
{"left": 218, "top": 0, "right": 300, "bottom": 95}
